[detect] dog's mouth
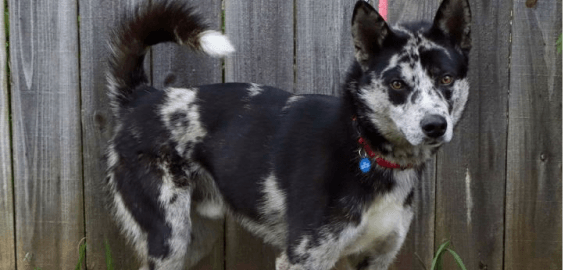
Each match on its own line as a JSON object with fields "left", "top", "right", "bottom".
{"left": 424, "top": 139, "right": 444, "bottom": 147}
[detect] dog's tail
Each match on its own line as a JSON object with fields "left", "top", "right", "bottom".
{"left": 107, "top": 0, "right": 234, "bottom": 114}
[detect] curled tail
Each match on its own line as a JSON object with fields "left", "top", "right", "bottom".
{"left": 107, "top": 0, "right": 234, "bottom": 114}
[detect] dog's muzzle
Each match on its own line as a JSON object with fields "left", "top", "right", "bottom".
{"left": 420, "top": 114, "right": 447, "bottom": 139}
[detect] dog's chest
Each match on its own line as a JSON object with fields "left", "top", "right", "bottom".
{"left": 344, "top": 170, "right": 416, "bottom": 255}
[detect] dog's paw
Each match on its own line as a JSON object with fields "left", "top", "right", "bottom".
{"left": 199, "top": 30, "right": 235, "bottom": 57}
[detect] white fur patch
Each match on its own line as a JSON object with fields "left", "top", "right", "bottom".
{"left": 247, "top": 83, "right": 263, "bottom": 97}
{"left": 196, "top": 201, "right": 225, "bottom": 219}
{"left": 160, "top": 87, "right": 206, "bottom": 155}
{"left": 291, "top": 226, "right": 361, "bottom": 269}
{"left": 261, "top": 173, "right": 286, "bottom": 214}
{"left": 198, "top": 30, "right": 235, "bottom": 57}
{"left": 152, "top": 163, "right": 193, "bottom": 269}
{"left": 193, "top": 168, "right": 226, "bottom": 219}
{"left": 344, "top": 169, "right": 415, "bottom": 255}
{"left": 236, "top": 172, "right": 287, "bottom": 247}
{"left": 282, "top": 95, "right": 305, "bottom": 111}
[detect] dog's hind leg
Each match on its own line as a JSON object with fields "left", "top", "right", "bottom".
{"left": 147, "top": 174, "right": 192, "bottom": 270}
{"left": 107, "top": 146, "right": 195, "bottom": 269}
{"left": 111, "top": 181, "right": 193, "bottom": 270}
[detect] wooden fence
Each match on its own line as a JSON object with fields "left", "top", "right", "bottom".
{"left": 0, "top": 0, "right": 561, "bottom": 269}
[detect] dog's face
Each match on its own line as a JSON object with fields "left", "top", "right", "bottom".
{"left": 351, "top": 0, "right": 471, "bottom": 147}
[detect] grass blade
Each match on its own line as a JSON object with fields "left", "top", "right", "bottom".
{"left": 74, "top": 241, "right": 87, "bottom": 270}
{"left": 430, "top": 241, "right": 450, "bottom": 270}
{"left": 105, "top": 239, "right": 114, "bottom": 270}
{"left": 446, "top": 248, "right": 468, "bottom": 270}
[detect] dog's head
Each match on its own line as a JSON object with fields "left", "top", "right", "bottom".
{"left": 350, "top": 0, "right": 471, "bottom": 148}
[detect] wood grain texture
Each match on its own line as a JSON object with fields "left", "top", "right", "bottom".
{"left": 382, "top": 0, "right": 440, "bottom": 22}
{"left": 79, "top": 0, "right": 147, "bottom": 269}
{"left": 9, "top": 0, "right": 83, "bottom": 269}
{"left": 151, "top": 0, "right": 225, "bottom": 269}
{"left": 374, "top": 1, "right": 441, "bottom": 269}
{"left": 435, "top": 0, "right": 512, "bottom": 269}
{"left": 225, "top": 0, "right": 294, "bottom": 90}
{"left": 0, "top": 0, "right": 16, "bottom": 268}
{"left": 224, "top": 0, "right": 293, "bottom": 268}
{"left": 504, "top": 0, "right": 562, "bottom": 269}
{"left": 295, "top": 0, "right": 354, "bottom": 95}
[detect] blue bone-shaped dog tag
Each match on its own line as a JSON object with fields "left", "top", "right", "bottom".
{"left": 359, "top": 157, "right": 371, "bottom": 173}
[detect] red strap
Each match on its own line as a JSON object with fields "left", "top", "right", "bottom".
{"left": 358, "top": 137, "right": 376, "bottom": 158}
{"left": 375, "top": 157, "right": 402, "bottom": 169}
{"left": 358, "top": 137, "right": 409, "bottom": 169}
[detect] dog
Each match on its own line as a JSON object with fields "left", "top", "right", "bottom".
{"left": 105, "top": 0, "right": 471, "bottom": 269}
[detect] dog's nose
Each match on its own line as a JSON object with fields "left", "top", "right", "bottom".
{"left": 420, "top": 114, "right": 447, "bottom": 138}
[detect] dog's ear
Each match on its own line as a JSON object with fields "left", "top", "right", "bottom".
{"left": 351, "top": 1, "right": 390, "bottom": 69}
{"left": 431, "top": 0, "right": 472, "bottom": 53}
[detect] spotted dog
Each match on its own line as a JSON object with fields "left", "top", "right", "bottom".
{"left": 106, "top": 0, "right": 471, "bottom": 269}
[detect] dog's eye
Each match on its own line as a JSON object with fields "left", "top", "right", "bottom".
{"left": 440, "top": 75, "right": 454, "bottom": 85}
{"left": 390, "top": 80, "right": 405, "bottom": 90}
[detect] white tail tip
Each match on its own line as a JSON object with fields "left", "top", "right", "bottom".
{"left": 199, "top": 30, "right": 235, "bottom": 57}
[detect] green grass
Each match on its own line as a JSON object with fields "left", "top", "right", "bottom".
{"left": 104, "top": 239, "right": 115, "bottom": 270}
{"left": 429, "top": 241, "right": 467, "bottom": 270}
{"left": 72, "top": 239, "right": 114, "bottom": 270}
{"left": 557, "top": 33, "right": 562, "bottom": 54}
{"left": 75, "top": 240, "right": 87, "bottom": 270}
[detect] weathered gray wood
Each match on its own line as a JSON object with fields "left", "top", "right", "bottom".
{"left": 368, "top": 1, "right": 441, "bottom": 269}
{"left": 224, "top": 0, "right": 293, "bottom": 268}
{"left": 295, "top": 0, "right": 354, "bottom": 95}
{"left": 79, "top": 0, "right": 148, "bottom": 269}
{"left": 151, "top": 0, "right": 225, "bottom": 269}
{"left": 505, "top": 0, "right": 562, "bottom": 269}
{"left": 0, "top": 0, "right": 16, "bottom": 268}
{"left": 225, "top": 0, "right": 294, "bottom": 90}
{"left": 384, "top": 0, "right": 440, "bottom": 22}
{"left": 434, "top": 0, "right": 512, "bottom": 269}
{"left": 9, "top": 0, "right": 83, "bottom": 269}
{"left": 226, "top": 219, "right": 278, "bottom": 270}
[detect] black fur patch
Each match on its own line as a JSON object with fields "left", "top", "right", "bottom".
{"left": 404, "top": 188, "right": 415, "bottom": 207}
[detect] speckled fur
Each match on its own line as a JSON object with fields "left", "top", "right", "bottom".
{"left": 105, "top": 0, "right": 471, "bottom": 269}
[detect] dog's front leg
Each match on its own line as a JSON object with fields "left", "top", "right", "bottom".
{"left": 275, "top": 232, "right": 348, "bottom": 270}
{"left": 345, "top": 230, "right": 409, "bottom": 270}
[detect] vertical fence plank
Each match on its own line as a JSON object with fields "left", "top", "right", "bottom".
{"left": 225, "top": 0, "right": 294, "bottom": 90}
{"left": 0, "top": 0, "right": 16, "bottom": 268}
{"left": 9, "top": 0, "right": 83, "bottom": 269}
{"left": 295, "top": 0, "right": 354, "bottom": 95}
{"left": 224, "top": 0, "right": 294, "bottom": 268}
{"left": 434, "top": 0, "right": 512, "bottom": 269}
{"left": 505, "top": 0, "right": 562, "bottom": 269}
{"left": 151, "top": 0, "right": 225, "bottom": 269}
{"left": 79, "top": 0, "right": 146, "bottom": 269}
{"left": 378, "top": 2, "right": 441, "bottom": 269}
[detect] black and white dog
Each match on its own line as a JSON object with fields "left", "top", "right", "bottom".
{"left": 105, "top": 0, "right": 471, "bottom": 269}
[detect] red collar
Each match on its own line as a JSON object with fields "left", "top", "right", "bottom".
{"left": 357, "top": 137, "right": 412, "bottom": 169}
{"left": 353, "top": 116, "right": 413, "bottom": 170}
